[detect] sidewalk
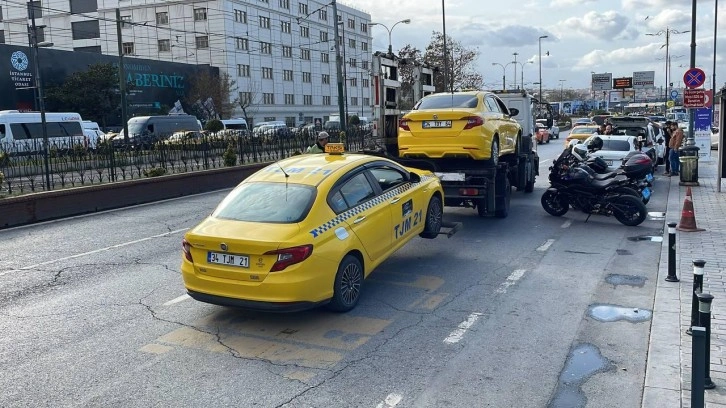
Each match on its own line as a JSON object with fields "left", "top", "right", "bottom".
{"left": 643, "top": 158, "right": 726, "bottom": 407}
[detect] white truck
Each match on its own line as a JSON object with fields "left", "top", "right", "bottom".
{"left": 0, "top": 110, "right": 86, "bottom": 154}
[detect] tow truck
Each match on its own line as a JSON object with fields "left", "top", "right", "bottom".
{"left": 366, "top": 89, "right": 540, "bottom": 218}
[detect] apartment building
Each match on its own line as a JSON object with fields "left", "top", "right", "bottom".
{"left": 0, "top": 0, "right": 373, "bottom": 126}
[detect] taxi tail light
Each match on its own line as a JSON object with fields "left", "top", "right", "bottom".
{"left": 265, "top": 245, "right": 313, "bottom": 272}
{"left": 462, "top": 116, "right": 484, "bottom": 130}
{"left": 459, "top": 188, "right": 479, "bottom": 196}
{"left": 182, "top": 239, "right": 193, "bottom": 262}
{"left": 399, "top": 118, "right": 411, "bottom": 131}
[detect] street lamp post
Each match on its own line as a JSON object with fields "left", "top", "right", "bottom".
{"left": 538, "top": 35, "right": 548, "bottom": 102}
{"left": 29, "top": 4, "right": 51, "bottom": 191}
{"left": 559, "top": 79, "right": 566, "bottom": 102}
{"left": 368, "top": 19, "right": 411, "bottom": 57}
{"left": 514, "top": 61, "right": 533, "bottom": 91}
{"left": 646, "top": 27, "right": 690, "bottom": 113}
{"left": 331, "top": 1, "right": 346, "bottom": 136}
{"left": 491, "top": 62, "right": 506, "bottom": 91}
{"left": 512, "top": 52, "right": 518, "bottom": 89}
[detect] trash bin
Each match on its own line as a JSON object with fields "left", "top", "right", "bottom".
{"left": 679, "top": 144, "right": 700, "bottom": 185}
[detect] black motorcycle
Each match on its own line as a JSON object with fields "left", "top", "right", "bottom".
{"left": 541, "top": 147, "right": 648, "bottom": 226}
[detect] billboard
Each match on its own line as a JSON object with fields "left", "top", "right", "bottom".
{"left": 613, "top": 77, "right": 633, "bottom": 89}
{"left": 632, "top": 71, "right": 655, "bottom": 89}
{"left": 0, "top": 44, "right": 218, "bottom": 126}
{"left": 591, "top": 73, "right": 612, "bottom": 91}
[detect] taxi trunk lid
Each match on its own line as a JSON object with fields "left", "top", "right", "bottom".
{"left": 186, "top": 220, "right": 301, "bottom": 281}
{"left": 402, "top": 109, "right": 480, "bottom": 138}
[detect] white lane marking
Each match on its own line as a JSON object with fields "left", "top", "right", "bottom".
{"left": 495, "top": 269, "right": 527, "bottom": 294}
{"left": 537, "top": 239, "right": 556, "bottom": 252}
{"left": 540, "top": 159, "right": 552, "bottom": 165}
{"left": 163, "top": 294, "right": 191, "bottom": 306}
{"left": 443, "top": 312, "right": 483, "bottom": 344}
{"left": 376, "top": 393, "right": 403, "bottom": 408}
{"left": 561, "top": 220, "right": 572, "bottom": 229}
{"left": 0, "top": 228, "right": 189, "bottom": 277}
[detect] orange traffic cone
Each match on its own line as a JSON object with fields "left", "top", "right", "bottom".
{"left": 677, "top": 189, "right": 705, "bottom": 232}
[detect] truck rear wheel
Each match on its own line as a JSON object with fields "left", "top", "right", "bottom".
{"left": 524, "top": 158, "right": 535, "bottom": 193}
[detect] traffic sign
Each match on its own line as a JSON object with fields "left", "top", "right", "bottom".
{"left": 683, "top": 89, "right": 713, "bottom": 108}
{"left": 670, "top": 90, "right": 679, "bottom": 99}
{"left": 684, "top": 68, "right": 706, "bottom": 89}
{"left": 667, "top": 100, "right": 675, "bottom": 108}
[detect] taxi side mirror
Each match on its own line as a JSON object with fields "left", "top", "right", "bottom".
{"left": 508, "top": 108, "right": 519, "bottom": 117}
{"left": 409, "top": 172, "right": 421, "bottom": 183}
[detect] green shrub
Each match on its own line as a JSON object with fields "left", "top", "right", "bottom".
{"left": 222, "top": 143, "right": 237, "bottom": 167}
{"left": 205, "top": 119, "right": 224, "bottom": 133}
{"left": 348, "top": 115, "right": 360, "bottom": 126}
{"left": 0, "top": 171, "right": 4, "bottom": 185}
{"left": 0, "top": 152, "right": 8, "bottom": 167}
{"left": 143, "top": 167, "right": 167, "bottom": 177}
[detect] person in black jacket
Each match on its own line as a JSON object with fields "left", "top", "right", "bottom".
{"left": 662, "top": 121, "right": 673, "bottom": 175}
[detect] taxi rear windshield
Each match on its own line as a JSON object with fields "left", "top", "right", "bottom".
{"left": 212, "top": 182, "right": 316, "bottom": 223}
{"left": 602, "top": 140, "right": 632, "bottom": 151}
{"left": 415, "top": 95, "right": 479, "bottom": 110}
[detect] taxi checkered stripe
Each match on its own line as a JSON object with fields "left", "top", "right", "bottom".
{"left": 309, "top": 175, "right": 436, "bottom": 238}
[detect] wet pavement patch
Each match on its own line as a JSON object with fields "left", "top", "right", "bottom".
{"left": 588, "top": 304, "right": 652, "bottom": 323}
{"left": 605, "top": 274, "right": 646, "bottom": 288}
{"left": 548, "top": 343, "right": 612, "bottom": 408}
{"left": 648, "top": 211, "right": 666, "bottom": 221}
{"left": 626, "top": 235, "right": 663, "bottom": 243}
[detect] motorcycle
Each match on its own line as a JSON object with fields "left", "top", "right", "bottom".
{"left": 541, "top": 147, "right": 648, "bottom": 226}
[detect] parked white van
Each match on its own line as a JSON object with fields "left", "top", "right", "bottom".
{"left": 0, "top": 110, "right": 86, "bottom": 153}
{"left": 220, "top": 118, "right": 248, "bottom": 131}
{"left": 82, "top": 120, "right": 104, "bottom": 149}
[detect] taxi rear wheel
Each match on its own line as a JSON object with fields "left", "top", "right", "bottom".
{"left": 327, "top": 255, "right": 363, "bottom": 313}
{"left": 419, "top": 195, "right": 443, "bottom": 239}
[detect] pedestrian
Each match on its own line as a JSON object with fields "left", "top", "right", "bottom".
{"left": 306, "top": 131, "right": 329, "bottom": 154}
{"left": 604, "top": 123, "right": 615, "bottom": 135}
{"left": 662, "top": 121, "right": 673, "bottom": 175}
{"left": 668, "top": 122, "right": 684, "bottom": 176}
{"left": 594, "top": 123, "right": 607, "bottom": 135}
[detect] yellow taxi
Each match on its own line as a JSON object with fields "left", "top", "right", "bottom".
{"left": 564, "top": 125, "right": 600, "bottom": 146}
{"left": 181, "top": 144, "right": 445, "bottom": 312}
{"left": 397, "top": 91, "right": 521, "bottom": 164}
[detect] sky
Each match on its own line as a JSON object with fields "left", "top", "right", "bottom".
{"left": 341, "top": 0, "right": 725, "bottom": 96}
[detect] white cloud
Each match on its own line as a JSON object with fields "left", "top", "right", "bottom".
{"left": 645, "top": 9, "right": 692, "bottom": 31}
{"left": 559, "top": 11, "right": 632, "bottom": 40}
{"left": 551, "top": 0, "right": 596, "bottom": 7}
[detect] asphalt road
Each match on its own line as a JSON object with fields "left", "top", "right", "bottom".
{"left": 0, "top": 132, "right": 669, "bottom": 407}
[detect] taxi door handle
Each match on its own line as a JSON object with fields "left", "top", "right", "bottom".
{"left": 353, "top": 216, "right": 367, "bottom": 224}
{"left": 390, "top": 197, "right": 401, "bottom": 204}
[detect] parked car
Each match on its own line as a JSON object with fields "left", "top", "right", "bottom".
{"left": 583, "top": 135, "right": 642, "bottom": 167}
{"left": 565, "top": 125, "right": 600, "bottom": 146}
{"left": 712, "top": 127, "right": 719, "bottom": 150}
{"left": 536, "top": 119, "right": 559, "bottom": 139}
{"left": 535, "top": 122, "right": 550, "bottom": 144}
{"left": 573, "top": 117, "right": 593, "bottom": 126}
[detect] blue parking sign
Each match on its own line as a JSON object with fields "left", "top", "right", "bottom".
{"left": 670, "top": 90, "right": 679, "bottom": 99}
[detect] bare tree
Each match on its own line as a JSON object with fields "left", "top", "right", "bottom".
{"left": 423, "top": 31, "right": 483, "bottom": 92}
{"left": 237, "top": 81, "right": 262, "bottom": 127}
{"left": 185, "top": 70, "right": 239, "bottom": 120}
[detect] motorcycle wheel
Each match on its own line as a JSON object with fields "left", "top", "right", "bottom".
{"left": 541, "top": 190, "right": 569, "bottom": 216}
{"left": 611, "top": 195, "right": 648, "bottom": 226}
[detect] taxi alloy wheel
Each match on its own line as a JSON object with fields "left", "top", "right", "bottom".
{"left": 490, "top": 139, "right": 499, "bottom": 165}
{"left": 420, "top": 195, "right": 443, "bottom": 239}
{"left": 327, "top": 255, "right": 363, "bottom": 312}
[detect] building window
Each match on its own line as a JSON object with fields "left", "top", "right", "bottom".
{"left": 351, "top": 97, "right": 358, "bottom": 106}
{"left": 363, "top": 97, "right": 370, "bottom": 106}
{"left": 0, "top": 30, "right": 6, "bottom": 44}
{"left": 302, "top": 72, "right": 311, "bottom": 83}
{"left": 348, "top": 38, "right": 355, "bottom": 48}
{"left": 299, "top": 3, "right": 308, "bottom": 14}
{"left": 300, "top": 26, "right": 309, "bottom": 38}
{"left": 196, "top": 36, "right": 209, "bottom": 49}
{"left": 321, "top": 52, "right": 329, "bottom": 63}
{"left": 239, "top": 92, "right": 252, "bottom": 104}
{"left": 361, "top": 22, "right": 367, "bottom": 33}
{"left": 71, "top": 20, "right": 100, "bottom": 40}
{"left": 300, "top": 48, "right": 310, "bottom": 60}
{"left": 121, "top": 15, "right": 132, "bottom": 29}
{"left": 235, "top": 37, "right": 248, "bottom": 50}
{"left": 349, "top": 77, "right": 357, "bottom": 87}
{"left": 234, "top": 9, "right": 247, "bottom": 23}
{"left": 0, "top": 6, "right": 3, "bottom": 21}
{"left": 362, "top": 78, "right": 369, "bottom": 87}
{"left": 320, "top": 31, "right": 328, "bottom": 42}
{"left": 281, "top": 21, "right": 291, "bottom": 33}
{"left": 122, "top": 42, "right": 134, "bottom": 55}
{"left": 158, "top": 39, "right": 170, "bottom": 52}
{"left": 259, "top": 0, "right": 269, "bottom": 2}
{"left": 70, "top": 0, "right": 97, "bottom": 14}
{"left": 279, "top": 0, "right": 289, "bottom": 9}
{"left": 361, "top": 42, "right": 368, "bottom": 51}
{"left": 282, "top": 45, "right": 292, "bottom": 57}
{"left": 260, "top": 42, "right": 272, "bottom": 54}
{"left": 319, "top": 9, "right": 327, "bottom": 20}
{"left": 262, "top": 67, "right": 273, "bottom": 79}
{"left": 284, "top": 94, "right": 295, "bottom": 104}
{"left": 194, "top": 8, "right": 207, "bottom": 21}
{"left": 283, "top": 70, "right": 293, "bottom": 81}
{"left": 349, "top": 58, "right": 356, "bottom": 67}
{"left": 264, "top": 117, "right": 276, "bottom": 121}
{"left": 304, "top": 95, "right": 313, "bottom": 105}
{"left": 323, "top": 96, "right": 331, "bottom": 105}
{"left": 284, "top": 117, "right": 295, "bottom": 127}
{"left": 156, "top": 12, "right": 168, "bottom": 25}
{"left": 263, "top": 93, "right": 275, "bottom": 104}
{"left": 237, "top": 64, "right": 250, "bottom": 77}
{"left": 322, "top": 74, "right": 330, "bottom": 84}
{"left": 347, "top": 18, "right": 354, "bottom": 29}
{"left": 361, "top": 60, "right": 369, "bottom": 69}
{"left": 74, "top": 45, "right": 101, "bottom": 53}
{"left": 27, "top": 1, "right": 42, "bottom": 18}
{"left": 259, "top": 16, "right": 270, "bottom": 29}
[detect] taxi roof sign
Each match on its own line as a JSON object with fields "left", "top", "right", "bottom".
{"left": 325, "top": 143, "right": 345, "bottom": 154}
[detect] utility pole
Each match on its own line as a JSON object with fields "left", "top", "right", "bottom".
{"left": 29, "top": 4, "right": 51, "bottom": 191}
{"left": 331, "top": 1, "right": 346, "bottom": 135}
{"left": 442, "top": 0, "right": 449, "bottom": 92}
{"left": 513, "top": 52, "right": 518, "bottom": 89}
{"left": 116, "top": 8, "right": 129, "bottom": 145}
{"left": 686, "top": 0, "right": 697, "bottom": 146}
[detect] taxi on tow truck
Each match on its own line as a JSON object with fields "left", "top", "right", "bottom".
{"left": 181, "top": 143, "right": 446, "bottom": 312}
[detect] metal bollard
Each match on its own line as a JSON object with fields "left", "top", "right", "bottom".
{"left": 687, "top": 260, "right": 706, "bottom": 335}
{"left": 697, "top": 292, "right": 716, "bottom": 390}
{"left": 665, "top": 222, "right": 679, "bottom": 282}
{"left": 692, "top": 326, "right": 707, "bottom": 408}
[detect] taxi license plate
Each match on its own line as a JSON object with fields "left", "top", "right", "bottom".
{"left": 423, "top": 120, "right": 452, "bottom": 129}
{"left": 604, "top": 159, "right": 613, "bottom": 165}
{"left": 435, "top": 172, "right": 466, "bottom": 181}
{"left": 207, "top": 251, "right": 249, "bottom": 268}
